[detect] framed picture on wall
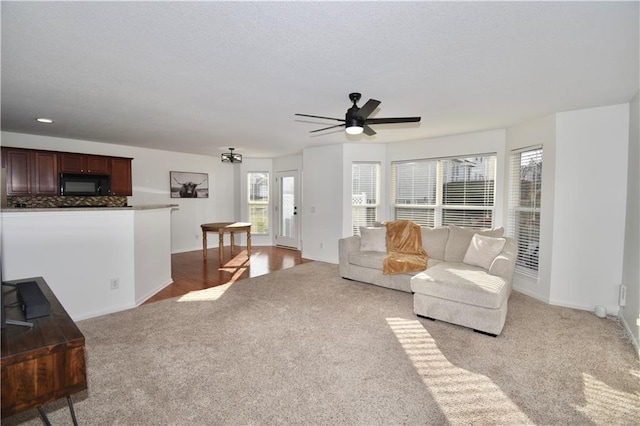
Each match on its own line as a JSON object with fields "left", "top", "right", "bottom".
{"left": 170, "top": 171, "right": 209, "bottom": 198}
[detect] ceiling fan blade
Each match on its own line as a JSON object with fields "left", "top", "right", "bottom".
{"left": 310, "top": 123, "right": 346, "bottom": 133}
{"left": 366, "top": 117, "right": 421, "bottom": 124}
{"left": 295, "top": 113, "right": 344, "bottom": 122}
{"left": 363, "top": 124, "right": 376, "bottom": 136}
{"left": 355, "top": 99, "right": 381, "bottom": 119}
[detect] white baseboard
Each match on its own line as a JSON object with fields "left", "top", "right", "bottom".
{"left": 619, "top": 314, "right": 640, "bottom": 359}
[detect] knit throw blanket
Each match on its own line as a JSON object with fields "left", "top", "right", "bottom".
{"left": 382, "top": 220, "right": 428, "bottom": 275}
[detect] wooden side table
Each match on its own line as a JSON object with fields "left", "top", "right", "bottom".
{"left": 201, "top": 222, "right": 252, "bottom": 264}
{"left": 1, "top": 276, "right": 87, "bottom": 425}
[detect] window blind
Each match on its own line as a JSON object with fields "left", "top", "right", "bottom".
{"left": 441, "top": 156, "right": 496, "bottom": 229}
{"left": 391, "top": 155, "right": 496, "bottom": 229}
{"left": 352, "top": 162, "right": 380, "bottom": 235}
{"left": 391, "top": 160, "right": 437, "bottom": 227}
{"left": 508, "top": 147, "right": 542, "bottom": 277}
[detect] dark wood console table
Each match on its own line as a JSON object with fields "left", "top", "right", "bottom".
{"left": 1, "top": 276, "right": 87, "bottom": 423}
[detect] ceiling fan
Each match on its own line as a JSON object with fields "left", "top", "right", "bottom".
{"left": 295, "top": 92, "right": 421, "bottom": 136}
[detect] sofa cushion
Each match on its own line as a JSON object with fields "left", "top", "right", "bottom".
{"left": 411, "top": 262, "right": 509, "bottom": 309}
{"left": 349, "top": 251, "right": 388, "bottom": 270}
{"left": 421, "top": 226, "right": 449, "bottom": 260}
{"left": 463, "top": 234, "right": 506, "bottom": 270}
{"left": 359, "top": 226, "right": 387, "bottom": 252}
{"left": 444, "top": 225, "right": 504, "bottom": 262}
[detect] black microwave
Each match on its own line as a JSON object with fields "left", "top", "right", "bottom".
{"left": 59, "top": 173, "right": 111, "bottom": 196}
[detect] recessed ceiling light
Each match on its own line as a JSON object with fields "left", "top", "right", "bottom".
{"left": 36, "top": 118, "right": 54, "bottom": 123}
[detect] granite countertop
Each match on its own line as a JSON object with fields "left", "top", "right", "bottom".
{"left": 1, "top": 204, "right": 179, "bottom": 212}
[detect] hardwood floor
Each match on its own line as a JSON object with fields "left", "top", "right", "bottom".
{"left": 144, "top": 245, "right": 312, "bottom": 304}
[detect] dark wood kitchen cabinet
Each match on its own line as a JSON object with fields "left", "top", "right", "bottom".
{"left": 0, "top": 147, "right": 58, "bottom": 195}
{"left": 2, "top": 147, "right": 132, "bottom": 197}
{"left": 59, "top": 153, "right": 111, "bottom": 175}
{"left": 110, "top": 157, "right": 133, "bottom": 196}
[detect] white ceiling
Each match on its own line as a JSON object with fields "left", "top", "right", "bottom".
{"left": 1, "top": 1, "right": 638, "bottom": 159}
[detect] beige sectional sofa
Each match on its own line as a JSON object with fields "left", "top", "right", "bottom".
{"left": 338, "top": 225, "right": 518, "bottom": 336}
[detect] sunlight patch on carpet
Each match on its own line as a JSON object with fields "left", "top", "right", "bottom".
{"left": 386, "top": 317, "right": 533, "bottom": 425}
{"left": 574, "top": 372, "right": 640, "bottom": 422}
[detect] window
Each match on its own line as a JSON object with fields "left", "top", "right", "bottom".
{"left": 248, "top": 172, "right": 269, "bottom": 234}
{"left": 352, "top": 162, "right": 380, "bottom": 235}
{"left": 508, "top": 147, "right": 542, "bottom": 277}
{"left": 391, "top": 155, "right": 496, "bottom": 229}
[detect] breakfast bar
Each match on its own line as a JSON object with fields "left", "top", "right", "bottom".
{"left": 0, "top": 205, "right": 177, "bottom": 321}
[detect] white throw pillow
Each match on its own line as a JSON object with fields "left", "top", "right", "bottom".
{"left": 359, "top": 227, "right": 387, "bottom": 252}
{"left": 463, "top": 234, "right": 506, "bottom": 270}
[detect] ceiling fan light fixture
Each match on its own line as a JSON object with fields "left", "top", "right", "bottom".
{"left": 345, "top": 117, "right": 363, "bottom": 135}
{"left": 345, "top": 125, "right": 363, "bottom": 135}
{"left": 221, "top": 147, "right": 242, "bottom": 163}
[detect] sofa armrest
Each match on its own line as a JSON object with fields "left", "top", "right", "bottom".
{"left": 489, "top": 237, "right": 518, "bottom": 288}
{"left": 338, "top": 236, "right": 361, "bottom": 275}
{"left": 339, "top": 236, "right": 361, "bottom": 259}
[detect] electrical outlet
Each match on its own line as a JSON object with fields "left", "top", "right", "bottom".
{"left": 195, "top": 233, "right": 199, "bottom": 240}
{"left": 110, "top": 278, "right": 119, "bottom": 290}
{"left": 619, "top": 284, "right": 627, "bottom": 307}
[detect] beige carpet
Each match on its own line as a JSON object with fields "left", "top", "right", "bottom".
{"left": 4, "top": 261, "right": 639, "bottom": 425}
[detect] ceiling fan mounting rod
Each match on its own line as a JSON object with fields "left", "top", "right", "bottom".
{"left": 349, "top": 92, "right": 362, "bottom": 105}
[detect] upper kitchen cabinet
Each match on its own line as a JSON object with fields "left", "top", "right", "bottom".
{"left": 1, "top": 147, "right": 59, "bottom": 195}
{"left": 110, "top": 157, "right": 133, "bottom": 196}
{"left": 59, "top": 153, "right": 111, "bottom": 174}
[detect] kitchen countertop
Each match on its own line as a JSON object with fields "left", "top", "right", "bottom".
{"left": 1, "top": 204, "right": 179, "bottom": 212}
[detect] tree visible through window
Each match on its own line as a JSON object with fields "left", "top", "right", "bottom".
{"left": 248, "top": 172, "right": 269, "bottom": 234}
{"left": 391, "top": 155, "right": 496, "bottom": 228}
{"left": 352, "top": 162, "right": 380, "bottom": 235}
{"left": 509, "top": 147, "right": 542, "bottom": 277}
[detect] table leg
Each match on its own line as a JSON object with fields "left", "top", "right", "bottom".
{"left": 246, "top": 229, "right": 251, "bottom": 257}
{"left": 218, "top": 230, "right": 224, "bottom": 265}
{"left": 230, "top": 232, "right": 235, "bottom": 256}
{"left": 67, "top": 396, "right": 79, "bottom": 426}
{"left": 202, "top": 230, "right": 207, "bottom": 258}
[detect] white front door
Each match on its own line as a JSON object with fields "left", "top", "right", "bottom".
{"left": 275, "top": 171, "right": 299, "bottom": 249}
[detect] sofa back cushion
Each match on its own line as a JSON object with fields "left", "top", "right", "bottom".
{"left": 463, "top": 234, "right": 506, "bottom": 270}
{"left": 421, "top": 227, "right": 449, "bottom": 260}
{"left": 444, "top": 225, "right": 504, "bottom": 262}
{"left": 359, "top": 226, "right": 387, "bottom": 252}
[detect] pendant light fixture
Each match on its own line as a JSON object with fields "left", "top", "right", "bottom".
{"left": 221, "top": 147, "right": 242, "bottom": 163}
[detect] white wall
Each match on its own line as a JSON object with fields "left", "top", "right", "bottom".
{"left": 505, "top": 114, "right": 556, "bottom": 303}
{"left": 621, "top": 91, "right": 640, "bottom": 352}
{"left": 301, "top": 144, "right": 343, "bottom": 262}
{"left": 2, "top": 210, "right": 136, "bottom": 320}
{"left": 134, "top": 208, "right": 173, "bottom": 305}
{"left": 0, "top": 131, "right": 235, "bottom": 253}
{"left": 551, "top": 104, "right": 629, "bottom": 314}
